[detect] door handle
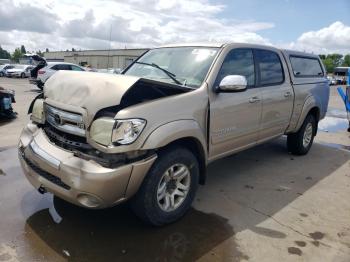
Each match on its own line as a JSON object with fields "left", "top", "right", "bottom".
{"left": 284, "top": 91, "right": 292, "bottom": 97}
{"left": 249, "top": 96, "right": 260, "bottom": 103}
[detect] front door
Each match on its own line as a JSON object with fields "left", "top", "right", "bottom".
{"left": 209, "top": 48, "right": 262, "bottom": 159}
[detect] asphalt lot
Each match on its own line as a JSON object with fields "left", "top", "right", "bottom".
{"left": 0, "top": 78, "right": 349, "bottom": 261}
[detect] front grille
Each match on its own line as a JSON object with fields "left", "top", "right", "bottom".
{"left": 21, "top": 150, "right": 71, "bottom": 190}
{"left": 45, "top": 104, "right": 85, "bottom": 137}
{"left": 44, "top": 123, "right": 91, "bottom": 151}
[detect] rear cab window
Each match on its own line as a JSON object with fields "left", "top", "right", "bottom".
{"left": 289, "top": 56, "right": 324, "bottom": 77}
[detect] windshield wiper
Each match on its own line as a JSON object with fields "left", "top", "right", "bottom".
{"left": 135, "top": 61, "right": 183, "bottom": 86}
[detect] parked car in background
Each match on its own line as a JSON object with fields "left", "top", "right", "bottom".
{"left": 6, "top": 65, "right": 34, "bottom": 78}
{"left": 0, "top": 64, "right": 14, "bottom": 77}
{"left": 0, "top": 86, "right": 16, "bottom": 119}
{"left": 97, "top": 68, "right": 122, "bottom": 74}
{"left": 21, "top": 43, "right": 329, "bottom": 226}
{"left": 327, "top": 76, "right": 336, "bottom": 85}
{"left": 334, "top": 67, "right": 349, "bottom": 84}
{"left": 29, "top": 62, "right": 86, "bottom": 90}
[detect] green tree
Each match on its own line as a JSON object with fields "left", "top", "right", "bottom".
{"left": 12, "top": 48, "right": 22, "bottom": 62}
{"left": 319, "top": 53, "right": 344, "bottom": 73}
{"left": 20, "top": 45, "right": 26, "bottom": 54}
{"left": 0, "top": 46, "right": 11, "bottom": 59}
{"left": 45, "top": 48, "right": 49, "bottom": 53}
{"left": 342, "top": 54, "right": 350, "bottom": 67}
{"left": 319, "top": 54, "right": 326, "bottom": 60}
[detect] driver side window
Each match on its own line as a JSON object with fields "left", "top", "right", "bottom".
{"left": 215, "top": 48, "right": 255, "bottom": 87}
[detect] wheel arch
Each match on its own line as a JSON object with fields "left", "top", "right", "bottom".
{"left": 142, "top": 120, "right": 208, "bottom": 185}
{"left": 293, "top": 96, "right": 321, "bottom": 133}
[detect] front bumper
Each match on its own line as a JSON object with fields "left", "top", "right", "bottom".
{"left": 18, "top": 122, "right": 157, "bottom": 209}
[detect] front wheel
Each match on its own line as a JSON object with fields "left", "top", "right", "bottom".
{"left": 131, "top": 146, "right": 199, "bottom": 226}
{"left": 287, "top": 114, "right": 316, "bottom": 155}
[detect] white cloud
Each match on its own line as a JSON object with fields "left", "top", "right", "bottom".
{"left": 3, "top": 1, "right": 348, "bottom": 55}
{"left": 0, "top": 0, "right": 273, "bottom": 52}
{"left": 286, "top": 21, "right": 350, "bottom": 54}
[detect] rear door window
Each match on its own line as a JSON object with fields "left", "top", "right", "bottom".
{"left": 52, "top": 64, "right": 71, "bottom": 71}
{"left": 255, "top": 49, "right": 284, "bottom": 86}
{"left": 289, "top": 56, "right": 324, "bottom": 77}
{"left": 70, "top": 65, "right": 84, "bottom": 71}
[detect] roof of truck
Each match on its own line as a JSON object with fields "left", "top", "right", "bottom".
{"left": 159, "top": 42, "right": 319, "bottom": 58}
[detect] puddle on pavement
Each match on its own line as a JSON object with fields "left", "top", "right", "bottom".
{"left": 320, "top": 142, "right": 350, "bottom": 152}
{"left": 23, "top": 197, "right": 236, "bottom": 261}
{"left": 318, "top": 116, "right": 349, "bottom": 133}
{"left": 327, "top": 108, "right": 348, "bottom": 119}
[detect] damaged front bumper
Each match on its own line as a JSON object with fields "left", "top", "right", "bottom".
{"left": 18, "top": 122, "right": 157, "bottom": 209}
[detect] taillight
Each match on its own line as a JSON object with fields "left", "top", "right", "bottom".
{"left": 38, "top": 70, "right": 45, "bottom": 74}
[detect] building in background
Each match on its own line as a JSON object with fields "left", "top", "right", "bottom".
{"left": 43, "top": 48, "right": 149, "bottom": 69}
{"left": 0, "top": 59, "right": 11, "bottom": 65}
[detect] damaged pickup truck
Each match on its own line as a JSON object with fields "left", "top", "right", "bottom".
{"left": 19, "top": 43, "right": 329, "bottom": 225}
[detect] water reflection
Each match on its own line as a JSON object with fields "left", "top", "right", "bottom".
{"left": 318, "top": 116, "right": 348, "bottom": 132}
{"left": 25, "top": 197, "right": 234, "bottom": 261}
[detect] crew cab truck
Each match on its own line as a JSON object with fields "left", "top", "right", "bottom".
{"left": 19, "top": 43, "right": 329, "bottom": 226}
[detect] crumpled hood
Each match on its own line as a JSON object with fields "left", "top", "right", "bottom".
{"left": 44, "top": 71, "right": 140, "bottom": 119}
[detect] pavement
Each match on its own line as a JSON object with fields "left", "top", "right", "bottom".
{"left": 0, "top": 78, "right": 349, "bottom": 262}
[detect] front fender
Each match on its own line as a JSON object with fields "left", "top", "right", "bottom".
{"left": 142, "top": 120, "right": 207, "bottom": 159}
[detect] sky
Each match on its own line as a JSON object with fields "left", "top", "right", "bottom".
{"left": 0, "top": 0, "right": 349, "bottom": 54}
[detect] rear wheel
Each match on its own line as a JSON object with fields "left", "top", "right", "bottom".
{"left": 131, "top": 146, "right": 199, "bottom": 226}
{"left": 287, "top": 114, "right": 316, "bottom": 155}
{"left": 21, "top": 73, "right": 25, "bottom": 78}
{"left": 0, "top": 72, "right": 3, "bottom": 77}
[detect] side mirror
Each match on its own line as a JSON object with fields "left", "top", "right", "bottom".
{"left": 216, "top": 75, "right": 247, "bottom": 93}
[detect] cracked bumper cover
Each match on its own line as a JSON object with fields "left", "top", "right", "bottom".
{"left": 18, "top": 122, "right": 157, "bottom": 209}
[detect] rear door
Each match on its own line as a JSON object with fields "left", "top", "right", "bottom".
{"left": 254, "top": 49, "right": 294, "bottom": 142}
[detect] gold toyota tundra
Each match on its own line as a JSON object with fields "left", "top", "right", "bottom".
{"left": 19, "top": 43, "right": 329, "bottom": 225}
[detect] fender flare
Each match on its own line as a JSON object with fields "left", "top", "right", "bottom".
{"left": 294, "top": 95, "right": 320, "bottom": 131}
{"left": 142, "top": 119, "right": 207, "bottom": 160}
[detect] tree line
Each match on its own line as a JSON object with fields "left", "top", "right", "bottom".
{"left": 0, "top": 45, "right": 49, "bottom": 63}
{"left": 0, "top": 44, "right": 349, "bottom": 73}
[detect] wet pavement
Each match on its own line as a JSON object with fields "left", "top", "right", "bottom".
{"left": 0, "top": 148, "right": 237, "bottom": 262}
{"left": 1, "top": 139, "right": 350, "bottom": 261}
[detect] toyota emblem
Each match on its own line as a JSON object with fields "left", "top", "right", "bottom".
{"left": 54, "top": 114, "right": 62, "bottom": 125}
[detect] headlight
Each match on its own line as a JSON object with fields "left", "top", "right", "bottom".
{"left": 90, "top": 118, "right": 146, "bottom": 146}
{"left": 112, "top": 119, "right": 146, "bottom": 145}
{"left": 30, "top": 99, "right": 45, "bottom": 124}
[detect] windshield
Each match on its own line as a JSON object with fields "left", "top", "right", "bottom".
{"left": 124, "top": 47, "right": 219, "bottom": 88}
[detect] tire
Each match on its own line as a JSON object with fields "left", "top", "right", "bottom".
{"left": 0, "top": 72, "right": 3, "bottom": 77}
{"left": 287, "top": 114, "right": 316, "bottom": 155}
{"left": 21, "top": 73, "right": 25, "bottom": 78}
{"left": 131, "top": 146, "right": 199, "bottom": 226}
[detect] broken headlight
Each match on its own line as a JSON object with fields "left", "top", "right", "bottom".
{"left": 30, "top": 99, "right": 45, "bottom": 124}
{"left": 90, "top": 118, "right": 146, "bottom": 146}
{"left": 112, "top": 119, "right": 146, "bottom": 145}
